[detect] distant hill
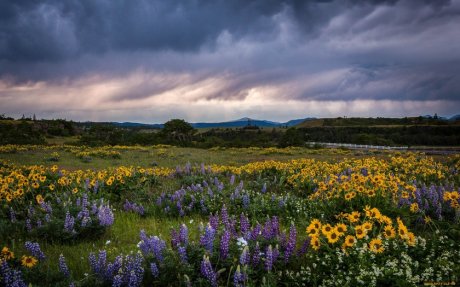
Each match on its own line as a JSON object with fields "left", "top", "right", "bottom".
{"left": 82, "top": 117, "right": 317, "bottom": 129}
{"left": 295, "top": 116, "right": 458, "bottom": 128}
{"left": 191, "top": 117, "right": 316, "bottom": 128}
{"left": 450, "top": 114, "right": 460, "bottom": 121}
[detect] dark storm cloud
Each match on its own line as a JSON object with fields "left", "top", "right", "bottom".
{"left": 0, "top": 0, "right": 459, "bottom": 110}
{"left": 2, "top": 0, "right": 452, "bottom": 63}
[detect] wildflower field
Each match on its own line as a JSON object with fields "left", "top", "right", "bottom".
{"left": 1, "top": 145, "right": 459, "bottom": 286}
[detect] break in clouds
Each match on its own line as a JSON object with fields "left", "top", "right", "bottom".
{"left": 1, "top": 0, "right": 459, "bottom": 122}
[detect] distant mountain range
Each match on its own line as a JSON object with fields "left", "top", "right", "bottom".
{"left": 108, "top": 117, "right": 316, "bottom": 129}
{"left": 84, "top": 114, "right": 460, "bottom": 129}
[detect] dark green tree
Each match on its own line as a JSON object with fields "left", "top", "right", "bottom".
{"left": 161, "top": 119, "right": 195, "bottom": 145}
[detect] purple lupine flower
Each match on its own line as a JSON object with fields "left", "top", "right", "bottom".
{"left": 221, "top": 205, "right": 229, "bottom": 227}
{"left": 9, "top": 208, "right": 16, "bottom": 223}
{"left": 171, "top": 229, "right": 180, "bottom": 249}
{"left": 242, "top": 194, "right": 250, "bottom": 209}
{"left": 200, "top": 255, "right": 217, "bottom": 287}
{"left": 261, "top": 183, "right": 267, "bottom": 193}
{"left": 271, "top": 216, "right": 280, "bottom": 236}
{"left": 284, "top": 224, "right": 297, "bottom": 263}
{"left": 25, "top": 241, "right": 46, "bottom": 261}
{"left": 1, "top": 260, "right": 27, "bottom": 287}
{"left": 40, "top": 201, "right": 53, "bottom": 214}
{"left": 240, "top": 246, "right": 250, "bottom": 266}
{"left": 233, "top": 265, "right": 246, "bottom": 287}
{"left": 106, "top": 255, "right": 122, "bottom": 279}
{"left": 97, "top": 250, "right": 107, "bottom": 275}
{"left": 97, "top": 204, "right": 114, "bottom": 226}
{"left": 125, "top": 253, "right": 144, "bottom": 287}
{"left": 278, "top": 198, "right": 285, "bottom": 208}
{"left": 252, "top": 242, "right": 260, "bottom": 267}
{"left": 59, "top": 254, "right": 70, "bottom": 278}
{"left": 297, "top": 238, "right": 310, "bottom": 256}
{"left": 220, "top": 230, "right": 231, "bottom": 260}
{"left": 262, "top": 219, "right": 274, "bottom": 240}
{"left": 36, "top": 219, "right": 42, "bottom": 228}
{"left": 200, "top": 199, "right": 207, "bottom": 213}
{"left": 209, "top": 213, "right": 219, "bottom": 230}
{"left": 238, "top": 181, "right": 244, "bottom": 191}
{"left": 250, "top": 224, "right": 261, "bottom": 241}
{"left": 151, "top": 262, "right": 159, "bottom": 278}
{"left": 64, "top": 211, "right": 75, "bottom": 232}
{"left": 200, "top": 224, "right": 216, "bottom": 253}
{"left": 240, "top": 213, "right": 250, "bottom": 237}
{"left": 26, "top": 218, "right": 32, "bottom": 232}
{"left": 88, "top": 252, "right": 98, "bottom": 274}
{"left": 201, "top": 163, "right": 206, "bottom": 175}
{"left": 45, "top": 214, "right": 51, "bottom": 222}
{"left": 82, "top": 194, "right": 88, "bottom": 209}
{"left": 230, "top": 175, "right": 235, "bottom": 185}
{"left": 112, "top": 275, "right": 123, "bottom": 287}
{"left": 265, "top": 245, "right": 273, "bottom": 272}
{"left": 138, "top": 231, "right": 166, "bottom": 263}
{"left": 179, "top": 224, "right": 188, "bottom": 246}
{"left": 178, "top": 246, "right": 188, "bottom": 264}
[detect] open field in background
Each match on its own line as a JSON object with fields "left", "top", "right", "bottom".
{"left": 1, "top": 144, "right": 459, "bottom": 286}
{"left": 0, "top": 145, "right": 386, "bottom": 170}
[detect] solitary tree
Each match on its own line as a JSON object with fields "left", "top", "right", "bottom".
{"left": 161, "top": 119, "right": 195, "bottom": 144}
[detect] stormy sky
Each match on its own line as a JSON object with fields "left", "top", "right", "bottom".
{"left": 1, "top": 0, "right": 459, "bottom": 123}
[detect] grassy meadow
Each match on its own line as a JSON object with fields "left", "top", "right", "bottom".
{"left": 1, "top": 144, "right": 459, "bottom": 286}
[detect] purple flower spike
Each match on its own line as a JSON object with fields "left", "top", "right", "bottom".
{"left": 200, "top": 255, "right": 217, "bottom": 287}
{"left": 284, "top": 224, "right": 297, "bottom": 263}
{"left": 233, "top": 265, "right": 246, "bottom": 287}
{"left": 252, "top": 242, "right": 260, "bottom": 267}
{"left": 265, "top": 245, "right": 273, "bottom": 272}
{"left": 59, "top": 254, "right": 70, "bottom": 278}
{"left": 220, "top": 230, "right": 231, "bottom": 260}
{"left": 240, "top": 246, "right": 250, "bottom": 266}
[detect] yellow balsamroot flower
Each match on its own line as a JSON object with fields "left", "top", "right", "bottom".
{"left": 335, "top": 223, "right": 347, "bottom": 236}
{"left": 1, "top": 247, "right": 14, "bottom": 260}
{"left": 39, "top": 175, "right": 46, "bottom": 183}
{"left": 32, "top": 182, "right": 39, "bottom": 189}
{"left": 306, "top": 218, "right": 322, "bottom": 237}
{"left": 406, "top": 232, "right": 416, "bottom": 246}
{"left": 383, "top": 225, "right": 396, "bottom": 239}
{"left": 6, "top": 194, "right": 13, "bottom": 202}
{"left": 424, "top": 216, "right": 432, "bottom": 224}
{"left": 362, "top": 221, "right": 373, "bottom": 231}
{"left": 72, "top": 188, "right": 78, "bottom": 194}
{"left": 344, "top": 192, "right": 356, "bottom": 201}
{"left": 326, "top": 230, "right": 340, "bottom": 244}
{"left": 369, "top": 238, "right": 384, "bottom": 254}
{"left": 310, "top": 236, "right": 320, "bottom": 251}
{"left": 48, "top": 184, "right": 55, "bottom": 191}
{"left": 379, "top": 215, "right": 392, "bottom": 226}
{"left": 321, "top": 224, "right": 333, "bottom": 236}
{"left": 35, "top": 194, "right": 44, "bottom": 204}
{"left": 343, "top": 235, "right": 356, "bottom": 248}
{"left": 410, "top": 203, "right": 419, "bottom": 213}
{"left": 355, "top": 225, "right": 366, "bottom": 239}
{"left": 369, "top": 207, "right": 381, "bottom": 220}
{"left": 21, "top": 255, "right": 38, "bottom": 268}
{"left": 397, "top": 223, "right": 408, "bottom": 239}
{"left": 348, "top": 211, "right": 361, "bottom": 223}
{"left": 51, "top": 165, "right": 58, "bottom": 172}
